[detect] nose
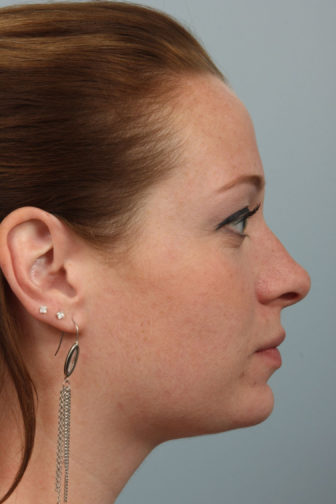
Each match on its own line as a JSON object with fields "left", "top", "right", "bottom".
{"left": 256, "top": 228, "right": 311, "bottom": 308}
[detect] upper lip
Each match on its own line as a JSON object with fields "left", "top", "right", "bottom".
{"left": 256, "top": 331, "right": 286, "bottom": 352}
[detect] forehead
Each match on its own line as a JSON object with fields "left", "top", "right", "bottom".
{"left": 172, "top": 75, "right": 264, "bottom": 192}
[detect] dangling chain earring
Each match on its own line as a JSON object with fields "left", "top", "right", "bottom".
{"left": 54, "top": 317, "right": 80, "bottom": 504}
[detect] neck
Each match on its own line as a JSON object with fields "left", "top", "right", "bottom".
{"left": 0, "top": 373, "right": 155, "bottom": 504}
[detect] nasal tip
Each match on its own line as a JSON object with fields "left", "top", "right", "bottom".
{"left": 282, "top": 265, "right": 311, "bottom": 308}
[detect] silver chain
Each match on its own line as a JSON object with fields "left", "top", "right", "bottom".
{"left": 55, "top": 320, "right": 79, "bottom": 503}
{"left": 56, "top": 379, "right": 72, "bottom": 503}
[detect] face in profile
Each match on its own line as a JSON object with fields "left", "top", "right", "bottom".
{"left": 88, "top": 75, "right": 311, "bottom": 444}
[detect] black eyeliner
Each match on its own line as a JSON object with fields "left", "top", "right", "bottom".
{"left": 215, "top": 203, "right": 261, "bottom": 231}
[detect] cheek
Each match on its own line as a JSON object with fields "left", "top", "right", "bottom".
{"left": 97, "top": 240, "right": 275, "bottom": 439}
{"left": 123, "top": 250, "right": 256, "bottom": 401}
{"left": 118, "top": 253, "right": 267, "bottom": 440}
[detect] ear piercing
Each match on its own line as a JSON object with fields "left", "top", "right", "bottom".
{"left": 39, "top": 306, "right": 65, "bottom": 320}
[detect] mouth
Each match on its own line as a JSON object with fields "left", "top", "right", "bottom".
{"left": 254, "top": 332, "right": 286, "bottom": 368}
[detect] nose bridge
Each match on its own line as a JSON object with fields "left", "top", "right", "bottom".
{"left": 256, "top": 226, "right": 311, "bottom": 306}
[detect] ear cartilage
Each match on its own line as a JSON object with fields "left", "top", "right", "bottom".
{"left": 56, "top": 311, "right": 65, "bottom": 320}
{"left": 39, "top": 305, "right": 48, "bottom": 314}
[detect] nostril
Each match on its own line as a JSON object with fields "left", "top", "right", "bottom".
{"left": 281, "top": 292, "right": 299, "bottom": 302}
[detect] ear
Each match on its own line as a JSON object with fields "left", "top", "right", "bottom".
{"left": 0, "top": 207, "right": 86, "bottom": 334}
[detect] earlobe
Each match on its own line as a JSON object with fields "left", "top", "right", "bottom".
{"left": 0, "top": 207, "right": 82, "bottom": 332}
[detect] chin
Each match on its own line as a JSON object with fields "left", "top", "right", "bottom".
{"left": 148, "top": 384, "right": 276, "bottom": 444}
{"left": 163, "top": 388, "right": 275, "bottom": 443}
{"left": 231, "top": 384, "right": 275, "bottom": 430}
{"left": 202, "top": 383, "right": 276, "bottom": 435}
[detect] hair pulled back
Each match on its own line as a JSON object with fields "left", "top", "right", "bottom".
{"left": 0, "top": 2, "right": 224, "bottom": 501}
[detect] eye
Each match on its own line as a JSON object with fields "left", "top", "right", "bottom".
{"left": 229, "top": 216, "right": 249, "bottom": 234}
{"left": 216, "top": 203, "right": 261, "bottom": 236}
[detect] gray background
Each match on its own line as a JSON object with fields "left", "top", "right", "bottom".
{"left": 1, "top": 0, "right": 335, "bottom": 503}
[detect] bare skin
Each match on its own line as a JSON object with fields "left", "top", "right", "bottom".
{"left": 0, "top": 75, "right": 310, "bottom": 503}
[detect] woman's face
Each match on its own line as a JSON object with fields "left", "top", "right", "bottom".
{"left": 88, "top": 76, "right": 311, "bottom": 443}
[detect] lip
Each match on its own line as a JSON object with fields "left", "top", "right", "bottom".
{"left": 255, "top": 331, "right": 286, "bottom": 353}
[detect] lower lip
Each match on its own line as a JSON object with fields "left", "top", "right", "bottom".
{"left": 255, "top": 348, "right": 282, "bottom": 367}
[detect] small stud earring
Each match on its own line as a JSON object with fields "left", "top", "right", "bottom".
{"left": 56, "top": 311, "right": 65, "bottom": 320}
{"left": 39, "top": 306, "right": 48, "bottom": 314}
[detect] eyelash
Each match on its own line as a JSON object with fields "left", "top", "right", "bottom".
{"left": 216, "top": 203, "right": 261, "bottom": 237}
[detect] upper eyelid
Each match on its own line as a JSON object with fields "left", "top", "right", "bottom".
{"left": 215, "top": 203, "right": 261, "bottom": 231}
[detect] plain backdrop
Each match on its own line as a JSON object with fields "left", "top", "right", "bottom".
{"left": 0, "top": 1, "right": 335, "bottom": 503}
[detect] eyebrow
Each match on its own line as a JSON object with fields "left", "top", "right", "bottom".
{"left": 216, "top": 174, "right": 265, "bottom": 193}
